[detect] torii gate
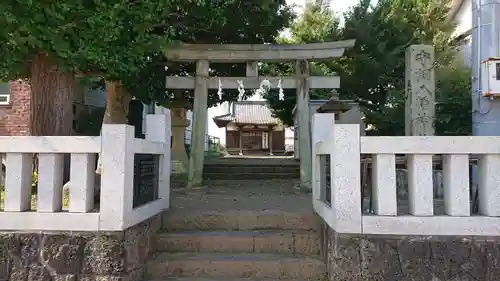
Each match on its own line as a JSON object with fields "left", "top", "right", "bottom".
{"left": 164, "top": 40, "right": 355, "bottom": 189}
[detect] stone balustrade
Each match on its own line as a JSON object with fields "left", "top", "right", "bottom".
{"left": 0, "top": 113, "right": 171, "bottom": 232}
{"left": 313, "top": 113, "right": 500, "bottom": 236}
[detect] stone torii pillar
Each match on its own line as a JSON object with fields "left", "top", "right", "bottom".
{"left": 296, "top": 59, "right": 312, "bottom": 190}
{"left": 187, "top": 60, "right": 209, "bottom": 188}
{"left": 163, "top": 41, "right": 356, "bottom": 188}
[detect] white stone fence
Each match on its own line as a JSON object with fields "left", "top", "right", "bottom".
{"left": 0, "top": 113, "right": 171, "bottom": 232}
{"left": 313, "top": 113, "right": 500, "bottom": 236}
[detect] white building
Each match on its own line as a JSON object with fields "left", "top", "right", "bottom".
{"left": 450, "top": 0, "right": 473, "bottom": 67}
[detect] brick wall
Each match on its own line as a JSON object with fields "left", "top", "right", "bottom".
{"left": 0, "top": 80, "right": 31, "bottom": 136}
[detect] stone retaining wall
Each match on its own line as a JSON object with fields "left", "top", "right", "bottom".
{"left": 320, "top": 221, "right": 500, "bottom": 281}
{"left": 0, "top": 215, "right": 161, "bottom": 281}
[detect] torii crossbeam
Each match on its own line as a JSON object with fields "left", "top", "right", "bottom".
{"left": 163, "top": 40, "right": 356, "bottom": 189}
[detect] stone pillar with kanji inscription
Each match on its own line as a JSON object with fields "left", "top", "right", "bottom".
{"left": 171, "top": 107, "right": 190, "bottom": 172}
{"left": 405, "top": 45, "right": 435, "bottom": 136}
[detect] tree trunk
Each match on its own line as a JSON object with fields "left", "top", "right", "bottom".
{"left": 64, "top": 80, "right": 131, "bottom": 204}
{"left": 95, "top": 81, "right": 132, "bottom": 174}
{"left": 29, "top": 53, "right": 75, "bottom": 136}
{"left": 103, "top": 80, "right": 132, "bottom": 125}
{"left": 29, "top": 53, "right": 75, "bottom": 185}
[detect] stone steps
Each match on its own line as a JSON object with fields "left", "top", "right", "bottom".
{"left": 146, "top": 276, "right": 321, "bottom": 281}
{"left": 154, "top": 230, "right": 319, "bottom": 255}
{"left": 161, "top": 210, "right": 316, "bottom": 231}
{"left": 204, "top": 172, "right": 300, "bottom": 180}
{"left": 202, "top": 159, "right": 300, "bottom": 181}
{"left": 147, "top": 210, "right": 324, "bottom": 281}
{"left": 146, "top": 277, "right": 302, "bottom": 281}
{"left": 146, "top": 252, "right": 325, "bottom": 280}
{"left": 204, "top": 165, "right": 299, "bottom": 171}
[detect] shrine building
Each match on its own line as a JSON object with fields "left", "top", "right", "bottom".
{"left": 213, "top": 100, "right": 286, "bottom": 155}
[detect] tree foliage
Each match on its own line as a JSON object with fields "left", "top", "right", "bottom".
{"left": 0, "top": 0, "right": 183, "bottom": 81}
{"left": 266, "top": 0, "right": 472, "bottom": 135}
{"left": 435, "top": 65, "right": 472, "bottom": 136}
{"left": 0, "top": 0, "right": 184, "bottom": 135}
{"left": 262, "top": 0, "right": 339, "bottom": 126}
{"left": 0, "top": 0, "right": 294, "bottom": 135}
{"left": 127, "top": 0, "right": 295, "bottom": 109}
{"left": 335, "top": 0, "right": 462, "bottom": 135}
{"left": 363, "top": 65, "right": 472, "bottom": 136}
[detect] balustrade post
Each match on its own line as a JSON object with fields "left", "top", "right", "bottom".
{"left": 443, "top": 154, "right": 470, "bottom": 216}
{"left": 478, "top": 154, "right": 500, "bottom": 216}
{"left": 407, "top": 154, "right": 434, "bottom": 216}
{"left": 99, "top": 124, "right": 135, "bottom": 230}
{"left": 4, "top": 153, "right": 32, "bottom": 212}
{"left": 146, "top": 112, "right": 172, "bottom": 209}
{"left": 331, "top": 124, "right": 361, "bottom": 233}
{"left": 312, "top": 113, "right": 335, "bottom": 203}
{"left": 372, "top": 154, "right": 397, "bottom": 216}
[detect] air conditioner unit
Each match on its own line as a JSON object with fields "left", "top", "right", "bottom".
{"left": 481, "top": 58, "right": 500, "bottom": 97}
{"left": 0, "top": 94, "right": 10, "bottom": 105}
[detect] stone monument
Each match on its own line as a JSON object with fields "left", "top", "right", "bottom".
{"left": 170, "top": 106, "right": 190, "bottom": 172}
{"left": 403, "top": 45, "right": 440, "bottom": 198}
{"left": 405, "top": 45, "right": 435, "bottom": 136}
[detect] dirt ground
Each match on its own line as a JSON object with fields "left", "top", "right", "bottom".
{"left": 169, "top": 179, "right": 313, "bottom": 216}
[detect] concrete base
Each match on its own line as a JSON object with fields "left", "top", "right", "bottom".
{"left": 171, "top": 160, "right": 188, "bottom": 174}
{"left": 0, "top": 215, "right": 161, "bottom": 281}
{"left": 319, "top": 219, "right": 500, "bottom": 281}
{"left": 294, "top": 183, "right": 313, "bottom": 193}
{"left": 172, "top": 185, "right": 208, "bottom": 196}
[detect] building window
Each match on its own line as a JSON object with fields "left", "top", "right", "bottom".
{"left": 0, "top": 82, "right": 10, "bottom": 105}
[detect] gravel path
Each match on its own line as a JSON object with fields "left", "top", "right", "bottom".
{"left": 169, "top": 179, "right": 313, "bottom": 215}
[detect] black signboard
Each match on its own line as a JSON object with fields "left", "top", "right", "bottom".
{"left": 325, "top": 155, "right": 331, "bottom": 205}
{"left": 318, "top": 155, "right": 331, "bottom": 205}
{"left": 128, "top": 99, "right": 145, "bottom": 138}
{"left": 133, "top": 153, "right": 160, "bottom": 208}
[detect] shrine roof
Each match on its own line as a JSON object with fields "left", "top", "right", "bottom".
{"left": 213, "top": 101, "right": 281, "bottom": 128}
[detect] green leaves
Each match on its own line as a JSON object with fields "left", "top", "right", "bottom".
{"left": 434, "top": 66, "right": 472, "bottom": 136}
{"left": 265, "top": 0, "right": 471, "bottom": 136}
{"left": 130, "top": 0, "right": 294, "bottom": 107}
{"left": 263, "top": 1, "right": 340, "bottom": 125}
{"left": 0, "top": 0, "right": 177, "bottom": 80}
{"left": 338, "top": 0, "right": 465, "bottom": 135}
{"left": 0, "top": 0, "right": 292, "bottom": 111}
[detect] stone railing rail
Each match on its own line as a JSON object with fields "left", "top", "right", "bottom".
{"left": 313, "top": 113, "right": 500, "bottom": 236}
{"left": 0, "top": 112, "right": 171, "bottom": 232}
